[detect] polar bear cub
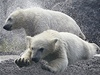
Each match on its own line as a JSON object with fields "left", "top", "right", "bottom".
{"left": 15, "top": 30, "right": 99, "bottom": 73}
{"left": 3, "top": 7, "right": 86, "bottom": 39}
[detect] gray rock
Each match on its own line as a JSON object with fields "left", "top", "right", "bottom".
{"left": 0, "top": 57, "right": 100, "bottom": 75}
{"left": 0, "top": 29, "right": 26, "bottom": 54}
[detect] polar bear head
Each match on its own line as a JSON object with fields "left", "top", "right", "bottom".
{"left": 27, "top": 31, "right": 60, "bottom": 63}
{"left": 3, "top": 9, "right": 26, "bottom": 31}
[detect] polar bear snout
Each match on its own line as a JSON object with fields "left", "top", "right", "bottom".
{"left": 3, "top": 24, "right": 12, "bottom": 31}
{"left": 32, "top": 49, "right": 43, "bottom": 63}
{"left": 32, "top": 58, "right": 40, "bottom": 63}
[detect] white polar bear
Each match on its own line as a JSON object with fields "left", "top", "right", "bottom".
{"left": 15, "top": 30, "right": 99, "bottom": 73}
{"left": 3, "top": 7, "right": 86, "bottom": 40}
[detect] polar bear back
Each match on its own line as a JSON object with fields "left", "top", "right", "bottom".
{"left": 21, "top": 7, "right": 85, "bottom": 39}
{"left": 59, "top": 32, "right": 96, "bottom": 64}
{"left": 23, "top": 7, "right": 79, "bottom": 31}
{"left": 40, "top": 30, "right": 96, "bottom": 64}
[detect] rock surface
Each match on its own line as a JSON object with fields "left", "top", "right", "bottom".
{"left": 0, "top": 57, "right": 100, "bottom": 75}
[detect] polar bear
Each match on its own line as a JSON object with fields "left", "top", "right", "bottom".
{"left": 15, "top": 30, "right": 99, "bottom": 73}
{"left": 3, "top": 7, "right": 86, "bottom": 39}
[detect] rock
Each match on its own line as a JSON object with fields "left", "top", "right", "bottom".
{"left": 0, "top": 57, "right": 100, "bottom": 75}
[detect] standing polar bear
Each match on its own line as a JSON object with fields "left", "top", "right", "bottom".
{"left": 3, "top": 7, "right": 86, "bottom": 39}
{"left": 15, "top": 30, "right": 99, "bottom": 73}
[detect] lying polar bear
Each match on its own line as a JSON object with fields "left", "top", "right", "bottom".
{"left": 15, "top": 30, "right": 99, "bottom": 73}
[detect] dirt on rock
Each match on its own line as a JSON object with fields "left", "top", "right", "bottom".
{"left": 0, "top": 56, "right": 100, "bottom": 75}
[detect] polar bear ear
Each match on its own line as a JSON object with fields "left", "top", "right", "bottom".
{"left": 51, "top": 38, "right": 58, "bottom": 44}
{"left": 26, "top": 36, "right": 32, "bottom": 49}
{"left": 51, "top": 38, "right": 60, "bottom": 51}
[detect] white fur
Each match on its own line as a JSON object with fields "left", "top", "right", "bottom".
{"left": 5, "top": 7, "right": 85, "bottom": 39}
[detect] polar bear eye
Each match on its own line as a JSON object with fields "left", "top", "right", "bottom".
{"left": 31, "top": 47, "right": 34, "bottom": 50}
{"left": 8, "top": 17, "right": 12, "bottom": 21}
{"left": 38, "top": 48, "right": 44, "bottom": 52}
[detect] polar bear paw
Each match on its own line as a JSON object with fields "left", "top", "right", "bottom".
{"left": 41, "top": 63, "right": 57, "bottom": 73}
{"left": 15, "top": 58, "right": 30, "bottom": 68}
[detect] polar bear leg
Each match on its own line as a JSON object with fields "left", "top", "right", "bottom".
{"left": 41, "top": 58, "right": 68, "bottom": 73}
{"left": 15, "top": 48, "right": 32, "bottom": 67}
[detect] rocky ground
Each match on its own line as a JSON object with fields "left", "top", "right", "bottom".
{"left": 0, "top": 56, "right": 100, "bottom": 75}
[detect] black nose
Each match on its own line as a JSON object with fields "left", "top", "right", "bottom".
{"left": 3, "top": 25, "right": 12, "bottom": 31}
{"left": 32, "top": 58, "right": 40, "bottom": 63}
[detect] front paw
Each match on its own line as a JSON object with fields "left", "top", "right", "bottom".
{"left": 15, "top": 58, "right": 30, "bottom": 68}
{"left": 41, "top": 63, "right": 56, "bottom": 73}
